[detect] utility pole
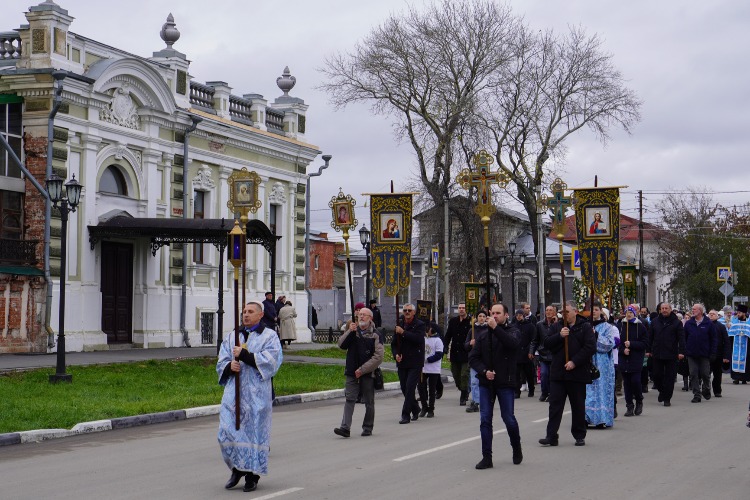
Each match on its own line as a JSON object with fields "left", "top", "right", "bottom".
{"left": 638, "top": 190, "right": 645, "bottom": 307}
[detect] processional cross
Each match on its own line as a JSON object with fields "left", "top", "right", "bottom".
{"left": 456, "top": 150, "right": 509, "bottom": 224}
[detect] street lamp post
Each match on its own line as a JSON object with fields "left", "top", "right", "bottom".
{"left": 47, "top": 173, "right": 83, "bottom": 383}
{"left": 359, "top": 224, "right": 371, "bottom": 306}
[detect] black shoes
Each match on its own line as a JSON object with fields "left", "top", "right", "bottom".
{"left": 657, "top": 393, "right": 664, "bottom": 403}
{"left": 475, "top": 456, "right": 493, "bottom": 469}
{"left": 419, "top": 409, "right": 428, "bottom": 418}
{"left": 624, "top": 406, "right": 634, "bottom": 417}
{"left": 702, "top": 388, "right": 711, "bottom": 400}
{"left": 411, "top": 413, "right": 419, "bottom": 422}
{"left": 715, "top": 393, "right": 722, "bottom": 398}
{"left": 538, "top": 437, "right": 558, "bottom": 446}
{"left": 575, "top": 438, "right": 585, "bottom": 446}
{"left": 634, "top": 401, "right": 643, "bottom": 416}
{"left": 399, "top": 417, "right": 410, "bottom": 424}
{"left": 465, "top": 402, "right": 479, "bottom": 413}
{"left": 426, "top": 411, "right": 434, "bottom": 418}
{"left": 460, "top": 390, "right": 468, "bottom": 406}
{"left": 334, "top": 427, "right": 350, "bottom": 438}
{"left": 361, "top": 429, "right": 372, "bottom": 436}
{"left": 512, "top": 445, "right": 523, "bottom": 464}
{"left": 528, "top": 388, "right": 535, "bottom": 398}
{"left": 243, "top": 474, "right": 259, "bottom": 492}
{"left": 539, "top": 393, "right": 549, "bottom": 402}
{"left": 691, "top": 395, "right": 701, "bottom": 403}
{"left": 733, "top": 380, "right": 740, "bottom": 385}
{"left": 225, "top": 468, "right": 245, "bottom": 489}
{"left": 663, "top": 400, "right": 671, "bottom": 407}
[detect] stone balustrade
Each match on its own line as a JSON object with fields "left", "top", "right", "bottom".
{"left": 229, "top": 95, "right": 253, "bottom": 124}
{"left": 189, "top": 81, "right": 215, "bottom": 110}
{"left": 0, "top": 32, "right": 22, "bottom": 60}
{"left": 265, "top": 108, "right": 284, "bottom": 133}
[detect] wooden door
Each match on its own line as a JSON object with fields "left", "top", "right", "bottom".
{"left": 101, "top": 242, "right": 133, "bottom": 343}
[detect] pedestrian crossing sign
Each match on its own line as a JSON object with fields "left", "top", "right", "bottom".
{"left": 572, "top": 247, "right": 580, "bottom": 271}
{"left": 718, "top": 267, "right": 730, "bottom": 282}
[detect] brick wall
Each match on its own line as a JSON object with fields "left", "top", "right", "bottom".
{"left": 23, "top": 132, "right": 49, "bottom": 266}
{"left": 0, "top": 274, "right": 47, "bottom": 353}
{"left": 309, "top": 239, "right": 336, "bottom": 289}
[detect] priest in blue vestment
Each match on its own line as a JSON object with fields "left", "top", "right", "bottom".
{"left": 730, "top": 304, "right": 750, "bottom": 384}
{"left": 217, "top": 300, "right": 283, "bottom": 492}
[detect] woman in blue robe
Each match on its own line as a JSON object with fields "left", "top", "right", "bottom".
{"left": 217, "top": 301, "right": 283, "bottom": 492}
{"left": 585, "top": 305, "right": 617, "bottom": 428}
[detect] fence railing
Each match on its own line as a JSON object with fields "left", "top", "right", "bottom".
{"left": 0, "top": 238, "right": 38, "bottom": 265}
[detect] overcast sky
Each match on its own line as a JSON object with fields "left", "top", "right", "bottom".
{"left": 6, "top": 0, "right": 749, "bottom": 245}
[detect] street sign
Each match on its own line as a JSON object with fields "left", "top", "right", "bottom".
{"left": 734, "top": 296, "right": 748, "bottom": 303}
{"left": 572, "top": 246, "right": 580, "bottom": 271}
{"left": 717, "top": 267, "right": 730, "bottom": 281}
{"left": 431, "top": 247, "right": 439, "bottom": 269}
{"left": 719, "top": 282, "right": 734, "bottom": 296}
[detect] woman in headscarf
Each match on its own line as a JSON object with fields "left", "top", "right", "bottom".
{"left": 585, "top": 303, "right": 617, "bottom": 428}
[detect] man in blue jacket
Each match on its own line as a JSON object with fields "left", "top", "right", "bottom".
{"left": 684, "top": 303, "right": 717, "bottom": 403}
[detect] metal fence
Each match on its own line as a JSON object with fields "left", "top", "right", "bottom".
{"left": 313, "top": 328, "right": 393, "bottom": 344}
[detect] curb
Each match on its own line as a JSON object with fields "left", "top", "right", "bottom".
{"left": 0, "top": 381, "right": 405, "bottom": 447}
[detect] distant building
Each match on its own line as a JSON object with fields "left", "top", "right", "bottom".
{"left": 0, "top": 2, "right": 321, "bottom": 352}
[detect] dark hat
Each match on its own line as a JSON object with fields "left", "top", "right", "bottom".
{"left": 515, "top": 309, "right": 525, "bottom": 316}
{"left": 355, "top": 302, "right": 365, "bottom": 310}
{"left": 737, "top": 304, "right": 748, "bottom": 314}
{"left": 265, "top": 291, "right": 273, "bottom": 297}
{"left": 369, "top": 299, "right": 378, "bottom": 304}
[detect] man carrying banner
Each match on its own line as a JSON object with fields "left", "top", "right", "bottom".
{"left": 392, "top": 303, "right": 426, "bottom": 424}
{"left": 444, "top": 303, "right": 473, "bottom": 405}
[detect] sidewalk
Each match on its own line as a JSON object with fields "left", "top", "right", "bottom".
{"left": 0, "top": 343, "right": 430, "bottom": 447}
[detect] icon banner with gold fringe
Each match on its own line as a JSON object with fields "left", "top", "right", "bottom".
{"left": 370, "top": 194, "right": 413, "bottom": 297}
{"left": 574, "top": 187, "right": 621, "bottom": 297}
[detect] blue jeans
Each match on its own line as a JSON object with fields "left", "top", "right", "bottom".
{"left": 478, "top": 385, "right": 521, "bottom": 457}
{"left": 539, "top": 361, "right": 551, "bottom": 396}
{"left": 470, "top": 368, "right": 480, "bottom": 403}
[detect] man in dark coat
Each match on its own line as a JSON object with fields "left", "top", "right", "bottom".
{"left": 444, "top": 303, "right": 473, "bottom": 405}
{"left": 391, "top": 303, "right": 425, "bottom": 424}
{"left": 261, "top": 292, "right": 277, "bottom": 330}
{"left": 274, "top": 295, "right": 286, "bottom": 315}
{"left": 539, "top": 301, "right": 596, "bottom": 447}
{"left": 684, "top": 303, "right": 718, "bottom": 403}
{"left": 708, "top": 309, "right": 732, "bottom": 397}
{"left": 369, "top": 299, "right": 382, "bottom": 328}
{"left": 649, "top": 302, "right": 685, "bottom": 407}
{"left": 514, "top": 309, "right": 537, "bottom": 398}
{"left": 531, "top": 305, "right": 557, "bottom": 402}
{"left": 469, "top": 303, "right": 522, "bottom": 470}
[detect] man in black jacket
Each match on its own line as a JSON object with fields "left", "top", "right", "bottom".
{"left": 514, "top": 309, "right": 537, "bottom": 398}
{"left": 539, "top": 301, "right": 596, "bottom": 447}
{"left": 444, "top": 303, "right": 473, "bottom": 405}
{"left": 469, "top": 303, "right": 522, "bottom": 470}
{"left": 708, "top": 309, "right": 732, "bottom": 397}
{"left": 391, "top": 303, "right": 426, "bottom": 424}
{"left": 650, "top": 302, "right": 685, "bottom": 406}
{"left": 531, "top": 305, "right": 557, "bottom": 402}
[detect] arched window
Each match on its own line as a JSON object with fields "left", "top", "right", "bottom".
{"left": 100, "top": 165, "right": 128, "bottom": 196}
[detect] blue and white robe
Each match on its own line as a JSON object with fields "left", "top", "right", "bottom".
{"left": 729, "top": 320, "right": 750, "bottom": 381}
{"left": 585, "top": 321, "right": 617, "bottom": 427}
{"left": 217, "top": 326, "right": 282, "bottom": 475}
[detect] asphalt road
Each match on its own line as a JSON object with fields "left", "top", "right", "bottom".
{"left": 2, "top": 381, "right": 748, "bottom": 500}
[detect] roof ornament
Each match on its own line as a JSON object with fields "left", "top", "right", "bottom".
{"left": 276, "top": 66, "right": 296, "bottom": 96}
{"left": 160, "top": 13, "right": 181, "bottom": 48}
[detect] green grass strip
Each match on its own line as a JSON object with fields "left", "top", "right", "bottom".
{"left": 0, "top": 357, "right": 398, "bottom": 434}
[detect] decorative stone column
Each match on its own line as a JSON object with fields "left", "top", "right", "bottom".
{"left": 207, "top": 81, "right": 232, "bottom": 119}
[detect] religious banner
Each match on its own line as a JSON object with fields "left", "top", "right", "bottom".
{"left": 464, "top": 282, "right": 482, "bottom": 318}
{"left": 574, "top": 187, "right": 621, "bottom": 297}
{"left": 370, "top": 193, "right": 413, "bottom": 296}
{"left": 620, "top": 265, "right": 637, "bottom": 302}
{"left": 416, "top": 300, "right": 433, "bottom": 324}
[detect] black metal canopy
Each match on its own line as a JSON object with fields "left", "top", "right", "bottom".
{"left": 88, "top": 215, "right": 279, "bottom": 255}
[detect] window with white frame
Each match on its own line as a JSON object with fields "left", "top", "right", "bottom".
{"left": 0, "top": 100, "right": 22, "bottom": 179}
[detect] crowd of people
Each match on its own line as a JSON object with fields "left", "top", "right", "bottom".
{"left": 214, "top": 292, "right": 749, "bottom": 491}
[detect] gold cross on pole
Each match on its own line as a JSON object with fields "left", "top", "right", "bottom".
{"left": 540, "top": 177, "right": 574, "bottom": 239}
{"left": 456, "top": 150, "right": 509, "bottom": 221}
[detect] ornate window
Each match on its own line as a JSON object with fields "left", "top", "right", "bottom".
{"left": 193, "top": 190, "right": 205, "bottom": 263}
{"left": 100, "top": 165, "right": 128, "bottom": 196}
{"left": 0, "top": 101, "right": 23, "bottom": 179}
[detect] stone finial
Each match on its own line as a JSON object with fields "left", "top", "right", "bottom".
{"left": 160, "top": 13, "right": 180, "bottom": 48}
{"left": 276, "top": 66, "right": 296, "bottom": 96}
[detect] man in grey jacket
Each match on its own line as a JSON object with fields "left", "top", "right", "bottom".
{"left": 334, "top": 308, "right": 384, "bottom": 437}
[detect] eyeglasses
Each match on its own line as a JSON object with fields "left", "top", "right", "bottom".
{"left": 403, "top": 309, "right": 414, "bottom": 312}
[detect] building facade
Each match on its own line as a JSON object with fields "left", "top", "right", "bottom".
{"left": 0, "top": 2, "right": 321, "bottom": 353}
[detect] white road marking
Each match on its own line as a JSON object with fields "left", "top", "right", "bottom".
{"left": 533, "top": 410, "right": 570, "bottom": 423}
{"left": 394, "top": 410, "right": 571, "bottom": 461}
{"left": 253, "top": 487, "right": 304, "bottom": 499}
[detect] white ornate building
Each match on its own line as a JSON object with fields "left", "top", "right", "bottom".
{"left": 0, "top": 2, "right": 321, "bottom": 352}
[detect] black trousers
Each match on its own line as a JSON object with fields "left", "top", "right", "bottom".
{"left": 516, "top": 362, "right": 536, "bottom": 393}
{"left": 710, "top": 359, "right": 725, "bottom": 396}
{"left": 418, "top": 373, "right": 440, "bottom": 411}
{"left": 652, "top": 358, "right": 677, "bottom": 402}
{"left": 546, "top": 380, "right": 587, "bottom": 440}
{"left": 397, "top": 366, "right": 422, "bottom": 420}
